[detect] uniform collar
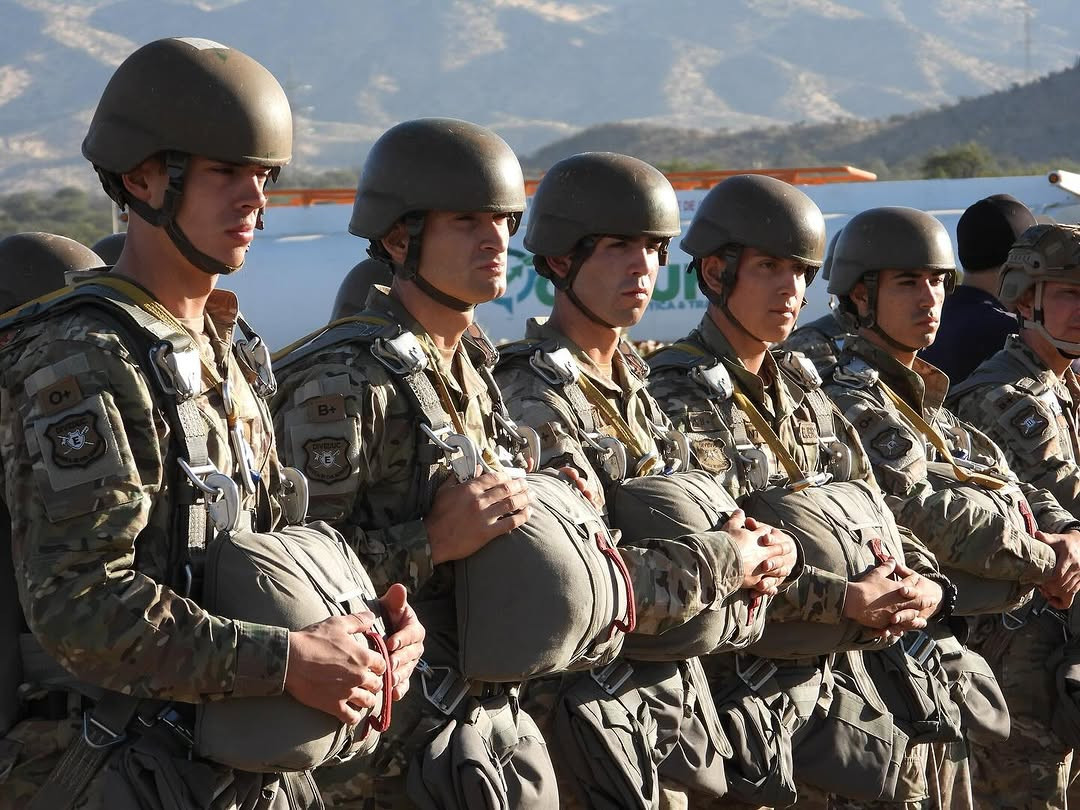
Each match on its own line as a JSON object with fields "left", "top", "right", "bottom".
{"left": 694, "top": 313, "right": 804, "bottom": 419}
{"left": 845, "top": 335, "right": 948, "bottom": 414}
{"left": 525, "top": 316, "right": 646, "bottom": 398}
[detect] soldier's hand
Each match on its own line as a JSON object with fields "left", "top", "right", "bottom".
{"left": 843, "top": 560, "right": 931, "bottom": 632}
{"left": 379, "top": 583, "right": 425, "bottom": 701}
{"left": 285, "top": 613, "right": 387, "bottom": 725}
{"left": 558, "top": 465, "right": 602, "bottom": 508}
{"left": 426, "top": 468, "right": 531, "bottom": 564}
{"left": 1040, "top": 530, "right": 1080, "bottom": 607}
{"left": 721, "top": 510, "right": 797, "bottom": 594}
{"left": 892, "top": 560, "right": 943, "bottom": 623}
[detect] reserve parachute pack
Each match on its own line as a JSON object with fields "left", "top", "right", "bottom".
{"left": 0, "top": 277, "right": 390, "bottom": 779}
{"left": 274, "top": 312, "right": 633, "bottom": 682}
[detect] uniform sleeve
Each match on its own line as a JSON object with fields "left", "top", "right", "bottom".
{"left": 273, "top": 357, "right": 434, "bottom": 595}
{"left": 3, "top": 335, "right": 287, "bottom": 702}
{"left": 831, "top": 388, "right": 1055, "bottom": 585}
{"left": 953, "top": 384, "right": 1080, "bottom": 519}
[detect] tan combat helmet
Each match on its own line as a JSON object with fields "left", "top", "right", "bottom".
{"left": 82, "top": 37, "right": 292, "bottom": 276}
{"left": 90, "top": 232, "right": 126, "bottom": 265}
{"left": 998, "top": 223, "right": 1080, "bottom": 355}
{"left": 526, "top": 152, "right": 680, "bottom": 328}
{"left": 0, "top": 232, "right": 104, "bottom": 313}
{"left": 826, "top": 206, "right": 956, "bottom": 351}
{"left": 349, "top": 117, "right": 525, "bottom": 311}
{"left": 330, "top": 258, "right": 394, "bottom": 321}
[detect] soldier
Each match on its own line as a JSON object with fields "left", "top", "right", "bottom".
{"left": 646, "top": 175, "right": 949, "bottom": 809}
{"left": 0, "top": 38, "right": 424, "bottom": 809}
{"left": 920, "top": 195, "right": 1036, "bottom": 383}
{"left": 90, "top": 232, "right": 126, "bottom": 266}
{"left": 819, "top": 206, "right": 1080, "bottom": 809}
{"left": 492, "top": 152, "right": 800, "bottom": 808}
{"left": 0, "top": 232, "right": 104, "bottom": 312}
{"left": 780, "top": 227, "right": 849, "bottom": 370}
{"left": 948, "top": 223, "right": 1080, "bottom": 808}
{"left": 272, "top": 118, "right": 560, "bottom": 809}
{"left": 330, "top": 257, "right": 394, "bottom": 321}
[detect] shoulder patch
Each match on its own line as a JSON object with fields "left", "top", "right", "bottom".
{"left": 1011, "top": 405, "right": 1050, "bottom": 439}
{"left": 36, "top": 375, "right": 84, "bottom": 416}
{"left": 303, "top": 437, "right": 353, "bottom": 483}
{"left": 34, "top": 393, "right": 126, "bottom": 491}
{"left": 870, "top": 428, "right": 914, "bottom": 461}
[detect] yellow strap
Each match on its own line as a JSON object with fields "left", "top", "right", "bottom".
{"left": 271, "top": 314, "right": 393, "bottom": 362}
{"left": 731, "top": 390, "right": 809, "bottom": 485}
{"left": 574, "top": 372, "right": 660, "bottom": 475}
{"left": 877, "top": 381, "right": 1007, "bottom": 491}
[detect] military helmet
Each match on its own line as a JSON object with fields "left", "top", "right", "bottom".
{"left": 827, "top": 207, "right": 956, "bottom": 297}
{"left": 331, "top": 258, "right": 394, "bottom": 320}
{"left": 349, "top": 118, "right": 525, "bottom": 239}
{"left": 82, "top": 37, "right": 292, "bottom": 174}
{"left": 820, "top": 228, "right": 843, "bottom": 282}
{"left": 680, "top": 174, "right": 827, "bottom": 277}
{"left": 91, "top": 232, "right": 126, "bottom": 265}
{"left": 0, "top": 232, "right": 104, "bottom": 313}
{"left": 524, "top": 152, "right": 680, "bottom": 261}
{"left": 998, "top": 224, "right": 1080, "bottom": 309}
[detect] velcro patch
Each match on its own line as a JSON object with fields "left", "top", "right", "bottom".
{"left": 36, "top": 375, "right": 84, "bottom": 416}
{"left": 34, "top": 393, "right": 126, "bottom": 491}
{"left": 306, "top": 394, "right": 347, "bottom": 423}
{"left": 303, "top": 437, "right": 352, "bottom": 483}
{"left": 690, "top": 438, "right": 731, "bottom": 473}
{"left": 870, "top": 427, "right": 913, "bottom": 461}
{"left": 797, "top": 421, "right": 818, "bottom": 445}
{"left": 1011, "top": 405, "right": 1049, "bottom": 439}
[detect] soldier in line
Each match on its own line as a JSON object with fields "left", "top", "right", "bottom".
{"left": 492, "top": 152, "right": 800, "bottom": 807}
{"left": 0, "top": 232, "right": 104, "bottom": 313}
{"left": 920, "top": 194, "right": 1037, "bottom": 383}
{"left": 777, "top": 227, "right": 849, "bottom": 371}
{"left": 646, "top": 175, "right": 947, "bottom": 809}
{"left": 90, "top": 231, "right": 126, "bottom": 266}
{"left": 0, "top": 38, "right": 424, "bottom": 808}
{"left": 807, "top": 207, "right": 1080, "bottom": 809}
{"left": 948, "top": 223, "right": 1080, "bottom": 808}
{"left": 330, "top": 257, "right": 394, "bottom": 322}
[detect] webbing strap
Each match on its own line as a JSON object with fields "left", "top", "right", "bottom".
{"left": 878, "top": 381, "right": 1007, "bottom": 491}
{"left": 731, "top": 391, "right": 809, "bottom": 487}
{"left": 575, "top": 373, "right": 658, "bottom": 474}
{"left": 26, "top": 692, "right": 141, "bottom": 810}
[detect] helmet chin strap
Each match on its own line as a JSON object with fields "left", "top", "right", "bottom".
{"left": 694, "top": 247, "right": 773, "bottom": 345}
{"left": 119, "top": 152, "right": 265, "bottom": 276}
{"left": 542, "top": 237, "right": 618, "bottom": 330}
{"left": 854, "top": 271, "right": 923, "bottom": 354}
{"left": 1026, "top": 281, "right": 1080, "bottom": 358}
{"left": 396, "top": 213, "right": 475, "bottom": 312}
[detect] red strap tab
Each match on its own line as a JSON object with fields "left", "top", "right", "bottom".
{"left": 595, "top": 531, "right": 637, "bottom": 638}
{"left": 359, "top": 630, "right": 393, "bottom": 737}
{"left": 1018, "top": 498, "right": 1038, "bottom": 537}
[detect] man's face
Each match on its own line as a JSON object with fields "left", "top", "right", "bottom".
{"left": 168, "top": 156, "right": 273, "bottom": 270}
{"left": 723, "top": 247, "right": 808, "bottom": 343}
{"left": 862, "top": 268, "right": 947, "bottom": 351}
{"left": 1028, "top": 281, "right": 1080, "bottom": 346}
{"left": 561, "top": 235, "right": 661, "bottom": 328}
{"left": 415, "top": 210, "right": 512, "bottom": 306}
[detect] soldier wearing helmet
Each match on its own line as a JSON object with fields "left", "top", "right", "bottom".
{"left": 494, "top": 154, "right": 799, "bottom": 807}
{"left": 946, "top": 224, "right": 1080, "bottom": 809}
{"left": 921, "top": 194, "right": 1036, "bottom": 382}
{"left": 648, "top": 177, "right": 947, "bottom": 808}
{"left": 819, "top": 207, "right": 1080, "bottom": 810}
{"left": 780, "top": 228, "right": 851, "bottom": 372}
{"left": 0, "top": 39, "right": 423, "bottom": 808}
{"left": 0, "top": 232, "right": 104, "bottom": 313}
{"left": 272, "top": 119, "right": 558, "bottom": 809}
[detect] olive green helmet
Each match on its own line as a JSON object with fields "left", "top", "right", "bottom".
{"left": 525, "top": 152, "right": 680, "bottom": 260}
{"left": 681, "top": 174, "right": 826, "bottom": 291}
{"left": 330, "top": 258, "right": 394, "bottom": 321}
{"left": 0, "top": 233, "right": 104, "bottom": 313}
{"left": 827, "top": 207, "right": 956, "bottom": 297}
{"left": 820, "top": 228, "right": 843, "bottom": 282}
{"left": 349, "top": 118, "right": 525, "bottom": 311}
{"left": 82, "top": 38, "right": 292, "bottom": 276}
{"left": 998, "top": 223, "right": 1080, "bottom": 355}
{"left": 91, "top": 232, "right": 126, "bottom": 265}
{"left": 524, "top": 152, "right": 680, "bottom": 328}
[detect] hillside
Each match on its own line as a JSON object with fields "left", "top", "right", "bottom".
{"left": 1, "top": 0, "right": 1078, "bottom": 191}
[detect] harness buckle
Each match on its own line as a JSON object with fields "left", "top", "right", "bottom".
{"left": 901, "top": 630, "right": 938, "bottom": 668}
{"left": 371, "top": 331, "right": 428, "bottom": 376}
{"left": 736, "top": 655, "right": 778, "bottom": 693}
{"left": 149, "top": 341, "right": 201, "bottom": 401}
{"left": 591, "top": 661, "right": 634, "bottom": 696}
{"left": 529, "top": 347, "right": 579, "bottom": 387}
{"left": 416, "top": 659, "right": 471, "bottom": 716}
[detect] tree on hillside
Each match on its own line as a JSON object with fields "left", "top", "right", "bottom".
{"left": 920, "top": 141, "right": 999, "bottom": 178}
{"left": 0, "top": 188, "right": 113, "bottom": 246}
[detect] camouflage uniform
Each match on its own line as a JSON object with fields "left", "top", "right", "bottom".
{"left": 947, "top": 334, "right": 1080, "bottom": 808}
{"left": 819, "top": 335, "right": 1080, "bottom": 810}
{"left": 0, "top": 289, "right": 293, "bottom": 807}
{"left": 782, "top": 312, "right": 850, "bottom": 373}
{"left": 648, "top": 314, "right": 943, "bottom": 809}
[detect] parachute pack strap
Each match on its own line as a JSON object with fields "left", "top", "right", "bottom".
{"left": 731, "top": 390, "right": 808, "bottom": 486}
{"left": 877, "top": 381, "right": 1007, "bottom": 491}
{"left": 271, "top": 314, "right": 398, "bottom": 364}
{"left": 27, "top": 691, "right": 142, "bottom": 810}
{"left": 574, "top": 373, "right": 654, "bottom": 465}
{"left": 804, "top": 388, "right": 841, "bottom": 444}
